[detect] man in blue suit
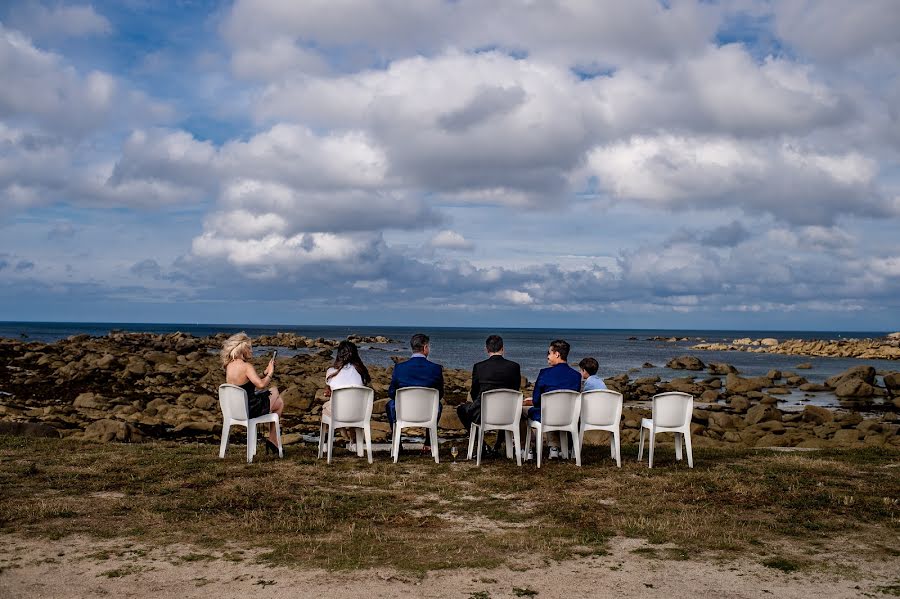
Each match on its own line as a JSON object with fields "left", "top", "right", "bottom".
{"left": 526, "top": 339, "right": 581, "bottom": 459}
{"left": 387, "top": 333, "right": 444, "bottom": 434}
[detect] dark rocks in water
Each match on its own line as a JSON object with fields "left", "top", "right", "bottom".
{"left": 316, "top": 348, "right": 334, "bottom": 359}
{"left": 708, "top": 363, "right": 739, "bottom": 375}
{"left": 884, "top": 372, "right": 900, "bottom": 396}
{"left": 628, "top": 337, "right": 638, "bottom": 341}
{"left": 766, "top": 369, "right": 782, "bottom": 380}
{"left": 642, "top": 362, "right": 654, "bottom": 368}
{"left": 725, "top": 373, "right": 770, "bottom": 394}
{"left": 834, "top": 379, "right": 875, "bottom": 399}
{"left": 666, "top": 356, "right": 705, "bottom": 371}
{"left": 796, "top": 363, "right": 813, "bottom": 369}
{"left": 826, "top": 365, "right": 876, "bottom": 388}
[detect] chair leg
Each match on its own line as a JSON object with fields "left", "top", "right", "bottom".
{"left": 505, "top": 431, "right": 513, "bottom": 459}
{"left": 613, "top": 429, "right": 621, "bottom": 468}
{"left": 513, "top": 428, "right": 522, "bottom": 467}
{"left": 536, "top": 426, "right": 543, "bottom": 469}
{"left": 648, "top": 429, "right": 655, "bottom": 469}
{"left": 274, "top": 418, "right": 283, "bottom": 458}
{"left": 431, "top": 426, "right": 439, "bottom": 464}
{"left": 675, "top": 432, "right": 683, "bottom": 461}
{"left": 684, "top": 431, "right": 693, "bottom": 468}
{"left": 467, "top": 423, "right": 477, "bottom": 460}
{"left": 476, "top": 425, "right": 484, "bottom": 466}
{"left": 572, "top": 428, "right": 582, "bottom": 467}
{"left": 318, "top": 420, "right": 325, "bottom": 459}
{"left": 609, "top": 431, "right": 615, "bottom": 458}
{"left": 356, "top": 428, "right": 364, "bottom": 457}
{"left": 247, "top": 422, "right": 255, "bottom": 464}
{"left": 638, "top": 426, "right": 645, "bottom": 461}
{"left": 364, "top": 425, "right": 373, "bottom": 464}
{"left": 524, "top": 426, "right": 532, "bottom": 461}
{"left": 219, "top": 423, "right": 230, "bottom": 458}
{"left": 560, "top": 431, "right": 569, "bottom": 460}
{"left": 326, "top": 423, "right": 335, "bottom": 464}
{"left": 392, "top": 426, "right": 402, "bottom": 463}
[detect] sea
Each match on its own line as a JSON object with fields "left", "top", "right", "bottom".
{"left": 2, "top": 321, "right": 896, "bottom": 411}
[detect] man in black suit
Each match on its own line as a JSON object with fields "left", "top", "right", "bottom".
{"left": 457, "top": 335, "right": 521, "bottom": 454}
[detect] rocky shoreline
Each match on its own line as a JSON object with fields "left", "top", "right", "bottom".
{"left": 0, "top": 332, "right": 898, "bottom": 450}
{"left": 690, "top": 333, "right": 900, "bottom": 360}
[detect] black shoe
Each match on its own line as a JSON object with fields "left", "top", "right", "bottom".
{"left": 264, "top": 439, "right": 282, "bottom": 456}
{"left": 482, "top": 445, "right": 499, "bottom": 459}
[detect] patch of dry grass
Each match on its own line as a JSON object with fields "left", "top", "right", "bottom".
{"left": 1, "top": 435, "right": 898, "bottom": 572}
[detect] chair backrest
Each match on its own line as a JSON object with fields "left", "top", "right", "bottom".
{"left": 540, "top": 390, "right": 581, "bottom": 427}
{"left": 395, "top": 386, "right": 440, "bottom": 423}
{"left": 652, "top": 392, "right": 693, "bottom": 428}
{"left": 331, "top": 385, "right": 375, "bottom": 422}
{"left": 581, "top": 389, "right": 623, "bottom": 426}
{"left": 480, "top": 389, "right": 523, "bottom": 427}
{"left": 218, "top": 384, "right": 249, "bottom": 421}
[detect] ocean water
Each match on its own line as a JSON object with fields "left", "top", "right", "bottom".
{"left": 1, "top": 322, "right": 895, "bottom": 411}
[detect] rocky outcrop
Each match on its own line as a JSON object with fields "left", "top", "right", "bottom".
{"left": 691, "top": 337, "right": 900, "bottom": 360}
{"left": 666, "top": 356, "right": 705, "bottom": 371}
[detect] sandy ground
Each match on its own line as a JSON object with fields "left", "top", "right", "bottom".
{"left": 1, "top": 534, "right": 896, "bottom": 599}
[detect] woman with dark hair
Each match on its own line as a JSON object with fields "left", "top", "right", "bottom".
{"left": 322, "top": 339, "right": 371, "bottom": 416}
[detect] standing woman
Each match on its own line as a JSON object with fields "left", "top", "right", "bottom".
{"left": 221, "top": 332, "right": 284, "bottom": 454}
{"left": 323, "top": 340, "right": 371, "bottom": 445}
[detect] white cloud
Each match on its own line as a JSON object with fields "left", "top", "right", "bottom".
{"left": 7, "top": 2, "right": 112, "bottom": 40}
{"left": 429, "top": 230, "right": 473, "bottom": 251}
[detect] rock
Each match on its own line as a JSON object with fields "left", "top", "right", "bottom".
{"left": 766, "top": 387, "right": 790, "bottom": 395}
{"left": 760, "top": 338, "right": 779, "bottom": 347}
{"left": 666, "top": 356, "right": 705, "bottom": 371}
{"left": 883, "top": 372, "right": 900, "bottom": 396}
{"left": 798, "top": 383, "right": 830, "bottom": 392}
{"left": 836, "top": 412, "right": 863, "bottom": 427}
{"left": 193, "top": 394, "right": 216, "bottom": 410}
{"left": 887, "top": 332, "right": 900, "bottom": 339}
{"left": 708, "top": 363, "right": 739, "bottom": 375}
{"left": 699, "top": 390, "right": 720, "bottom": 402}
{"left": 834, "top": 379, "right": 875, "bottom": 398}
{"left": 83, "top": 419, "right": 143, "bottom": 443}
{"left": 786, "top": 376, "right": 807, "bottom": 386}
{"left": 766, "top": 370, "right": 782, "bottom": 380}
{"left": 746, "top": 404, "right": 781, "bottom": 425}
{"left": 729, "top": 396, "right": 751, "bottom": 413}
{"left": 725, "top": 373, "right": 770, "bottom": 394}
{"left": 173, "top": 420, "right": 218, "bottom": 433}
{"left": 796, "top": 363, "right": 813, "bottom": 369}
{"left": 826, "top": 365, "right": 876, "bottom": 388}
{"left": 831, "top": 429, "right": 861, "bottom": 446}
{"left": 73, "top": 392, "right": 107, "bottom": 409}
{"left": 634, "top": 376, "right": 661, "bottom": 386}
{"left": 438, "top": 409, "right": 464, "bottom": 430}
{"left": 642, "top": 362, "right": 654, "bottom": 368}
{"left": 802, "top": 405, "right": 834, "bottom": 425}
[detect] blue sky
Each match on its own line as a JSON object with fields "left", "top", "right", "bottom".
{"left": 1, "top": 0, "right": 899, "bottom": 330}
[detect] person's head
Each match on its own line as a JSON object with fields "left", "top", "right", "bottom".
{"left": 578, "top": 357, "right": 599, "bottom": 380}
{"left": 410, "top": 333, "right": 430, "bottom": 356}
{"left": 485, "top": 334, "right": 504, "bottom": 355}
{"left": 221, "top": 332, "right": 252, "bottom": 366}
{"left": 331, "top": 339, "right": 371, "bottom": 385}
{"left": 546, "top": 339, "right": 570, "bottom": 365}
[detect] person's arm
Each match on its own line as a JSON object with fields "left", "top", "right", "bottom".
{"left": 437, "top": 366, "right": 444, "bottom": 399}
{"left": 388, "top": 368, "right": 398, "bottom": 399}
{"left": 246, "top": 359, "right": 273, "bottom": 390}
{"left": 469, "top": 365, "right": 480, "bottom": 402}
{"left": 532, "top": 371, "right": 543, "bottom": 409}
{"left": 513, "top": 363, "right": 521, "bottom": 391}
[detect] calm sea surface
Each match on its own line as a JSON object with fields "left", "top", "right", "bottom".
{"left": 2, "top": 322, "right": 895, "bottom": 410}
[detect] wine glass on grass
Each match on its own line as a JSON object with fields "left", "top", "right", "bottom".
{"left": 450, "top": 445, "right": 458, "bottom": 461}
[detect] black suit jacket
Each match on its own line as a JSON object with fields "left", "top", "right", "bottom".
{"left": 470, "top": 354, "right": 521, "bottom": 403}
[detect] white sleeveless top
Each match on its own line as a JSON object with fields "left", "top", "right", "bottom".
{"left": 326, "top": 364, "right": 364, "bottom": 390}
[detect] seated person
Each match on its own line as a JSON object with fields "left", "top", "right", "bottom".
{"left": 526, "top": 339, "right": 581, "bottom": 459}
{"left": 221, "top": 332, "right": 284, "bottom": 454}
{"left": 323, "top": 340, "right": 371, "bottom": 448}
{"left": 579, "top": 357, "right": 608, "bottom": 391}
{"left": 387, "top": 333, "right": 444, "bottom": 442}
{"left": 457, "top": 335, "right": 521, "bottom": 454}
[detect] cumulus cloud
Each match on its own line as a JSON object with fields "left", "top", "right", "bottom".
{"left": 6, "top": 2, "right": 112, "bottom": 41}
{"left": 429, "top": 230, "right": 474, "bottom": 251}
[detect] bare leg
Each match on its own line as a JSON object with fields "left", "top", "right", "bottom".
{"left": 268, "top": 387, "right": 283, "bottom": 443}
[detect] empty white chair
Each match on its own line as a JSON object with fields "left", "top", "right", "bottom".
{"left": 525, "top": 390, "right": 581, "bottom": 468}
{"left": 218, "top": 383, "right": 282, "bottom": 463}
{"left": 638, "top": 391, "right": 694, "bottom": 468}
{"left": 578, "top": 389, "right": 624, "bottom": 467}
{"left": 391, "top": 387, "right": 441, "bottom": 464}
{"left": 466, "top": 389, "right": 524, "bottom": 466}
{"left": 318, "top": 385, "right": 375, "bottom": 464}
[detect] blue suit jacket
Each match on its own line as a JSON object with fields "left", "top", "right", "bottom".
{"left": 530, "top": 362, "right": 582, "bottom": 421}
{"left": 388, "top": 356, "right": 444, "bottom": 399}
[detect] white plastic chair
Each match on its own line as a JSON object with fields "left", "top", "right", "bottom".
{"left": 466, "top": 389, "right": 524, "bottom": 466}
{"left": 638, "top": 391, "right": 694, "bottom": 468}
{"left": 218, "top": 383, "right": 282, "bottom": 463}
{"left": 318, "top": 385, "right": 375, "bottom": 464}
{"left": 390, "top": 387, "right": 441, "bottom": 464}
{"left": 525, "top": 390, "right": 581, "bottom": 468}
{"left": 578, "top": 389, "right": 624, "bottom": 467}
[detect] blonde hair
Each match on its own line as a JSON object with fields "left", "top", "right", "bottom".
{"left": 221, "top": 332, "right": 252, "bottom": 367}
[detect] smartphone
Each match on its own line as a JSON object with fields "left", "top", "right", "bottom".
{"left": 271, "top": 349, "right": 278, "bottom": 361}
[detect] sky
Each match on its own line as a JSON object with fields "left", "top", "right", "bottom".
{"left": 1, "top": 0, "right": 899, "bottom": 330}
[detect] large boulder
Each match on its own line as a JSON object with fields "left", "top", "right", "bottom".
{"left": 834, "top": 379, "right": 875, "bottom": 398}
{"left": 725, "top": 373, "right": 770, "bottom": 394}
{"left": 666, "top": 356, "right": 705, "bottom": 371}
{"left": 746, "top": 404, "right": 782, "bottom": 425}
{"left": 826, "top": 365, "right": 876, "bottom": 388}
{"left": 708, "top": 363, "right": 739, "bottom": 375}
{"left": 801, "top": 405, "right": 834, "bottom": 425}
{"left": 83, "top": 419, "right": 143, "bottom": 443}
{"left": 883, "top": 372, "right": 900, "bottom": 396}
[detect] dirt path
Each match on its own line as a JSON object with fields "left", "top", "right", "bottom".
{"left": 2, "top": 535, "right": 896, "bottom": 599}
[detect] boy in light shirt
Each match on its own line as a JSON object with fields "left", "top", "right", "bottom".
{"left": 578, "top": 357, "right": 607, "bottom": 391}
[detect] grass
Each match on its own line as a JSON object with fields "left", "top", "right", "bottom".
{"left": 1, "top": 435, "right": 898, "bottom": 573}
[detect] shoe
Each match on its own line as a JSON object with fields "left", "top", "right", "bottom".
{"left": 264, "top": 439, "right": 282, "bottom": 457}
{"left": 548, "top": 446, "right": 561, "bottom": 460}
{"left": 522, "top": 449, "right": 534, "bottom": 461}
{"left": 482, "top": 445, "right": 499, "bottom": 459}
{"left": 422, "top": 445, "right": 432, "bottom": 455}
{"left": 348, "top": 442, "right": 357, "bottom": 452}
